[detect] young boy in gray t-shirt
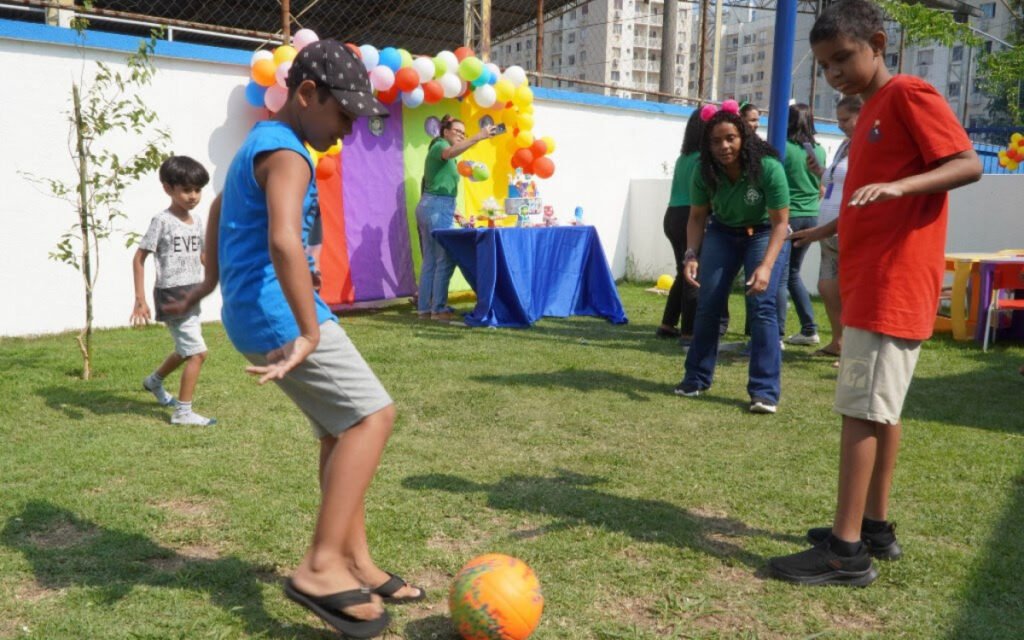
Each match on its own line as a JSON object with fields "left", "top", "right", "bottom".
{"left": 130, "top": 155, "right": 216, "bottom": 426}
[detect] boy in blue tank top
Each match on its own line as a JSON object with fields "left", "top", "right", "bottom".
{"left": 178, "top": 40, "right": 419, "bottom": 637}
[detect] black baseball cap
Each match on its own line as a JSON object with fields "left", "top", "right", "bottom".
{"left": 287, "top": 39, "right": 389, "bottom": 118}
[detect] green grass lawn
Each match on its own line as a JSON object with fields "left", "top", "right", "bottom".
{"left": 1, "top": 282, "right": 1022, "bottom": 639}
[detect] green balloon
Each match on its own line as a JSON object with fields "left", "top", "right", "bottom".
{"left": 433, "top": 56, "right": 447, "bottom": 79}
{"left": 471, "top": 163, "right": 490, "bottom": 182}
{"left": 398, "top": 48, "right": 413, "bottom": 68}
{"left": 458, "top": 56, "right": 484, "bottom": 82}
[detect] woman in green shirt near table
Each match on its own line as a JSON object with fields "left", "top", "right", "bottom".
{"left": 675, "top": 107, "right": 791, "bottom": 414}
{"left": 416, "top": 115, "right": 495, "bottom": 321}
{"left": 778, "top": 103, "right": 827, "bottom": 345}
{"left": 658, "top": 114, "right": 705, "bottom": 343}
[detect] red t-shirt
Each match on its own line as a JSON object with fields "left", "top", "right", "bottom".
{"left": 838, "top": 75, "right": 972, "bottom": 340}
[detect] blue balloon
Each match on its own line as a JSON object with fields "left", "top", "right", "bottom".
{"left": 245, "top": 80, "right": 267, "bottom": 108}
{"left": 487, "top": 69, "right": 498, "bottom": 85}
{"left": 379, "top": 47, "right": 402, "bottom": 72}
{"left": 471, "top": 74, "right": 487, "bottom": 88}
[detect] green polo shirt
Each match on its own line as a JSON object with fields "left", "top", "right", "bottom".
{"left": 668, "top": 152, "right": 700, "bottom": 207}
{"left": 424, "top": 139, "right": 459, "bottom": 197}
{"left": 783, "top": 140, "right": 827, "bottom": 218}
{"left": 691, "top": 156, "right": 790, "bottom": 227}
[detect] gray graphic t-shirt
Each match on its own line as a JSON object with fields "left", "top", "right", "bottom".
{"left": 139, "top": 210, "right": 204, "bottom": 320}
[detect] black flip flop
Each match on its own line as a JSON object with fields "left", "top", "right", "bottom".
{"left": 372, "top": 572, "right": 426, "bottom": 604}
{"left": 283, "top": 579, "right": 390, "bottom": 639}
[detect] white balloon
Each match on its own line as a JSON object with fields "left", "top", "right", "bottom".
{"left": 412, "top": 56, "right": 435, "bottom": 84}
{"left": 370, "top": 66, "right": 395, "bottom": 91}
{"left": 473, "top": 84, "right": 497, "bottom": 108}
{"left": 274, "top": 60, "right": 292, "bottom": 88}
{"left": 359, "top": 44, "right": 379, "bottom": 71}
{"left": 437, "top": 50, "right": 459, "bottom": 73}
{"left": 250, "top": 49, "right": 274, "bottom": 68}
{"left": 484, "top": 63, "right": 501, "bottom": 85}
{"left": 439, "top": 72, "right": 462, "bottom": 98}
{"left": 264, "top": 84, "right": 288, "bottom": 112}
{"left": 402, "top": 86, "right": 425, "bottom": 108}
{"left": 292, "top": 29, "right": 319, "bottom": 51}
{"left": 503, "top": 65, "right": 528, "bottom": 87}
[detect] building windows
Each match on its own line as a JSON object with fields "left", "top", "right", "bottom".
{"left": 757, "top": 51, "right": 766, "bottom": 61}
{"left": 612, "top": 71, "right": 621, "bottom": 81}
{"left": 980, "top": 2, "right": 996, "bottom": 18}
{"left": 948, "top": 82, "right": 961, "bottom": 97}
{"left": 568, "top": 54, "right": 575, "bottom": 66}
{"left": 952, "top": 46, "right": 963, "bottom": 62}
{"left": 526, "top": 39, "right": 532, "bottom": 50}
{"left": 568, "top": 32, "right": 575, "bottom": 44}
{"left": 580, "top": 50, "right": 587, "bottom": 63}
{"left": 582, "top": 3, "right": 588, "bottom": 14}
{"left": 614, "top": 24, "right": 623, "bottom": 35}
{"left": 755, "top": 91, "right": 763, "bottom": 101}
{"left": 885, "top": 53, "right": 899, "bottom": 68}
{"left": 516, "top": 42, "right": 521, "bottom": 52}
{"left": 917, "top": 50, "right": 934, "bottom": 65}
{"left": 755, "top": 71, "right": 764, "bottom": 80}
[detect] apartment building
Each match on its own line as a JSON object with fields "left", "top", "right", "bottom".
{"left": 493, "top": 0, "right": 698, "bottom": 101}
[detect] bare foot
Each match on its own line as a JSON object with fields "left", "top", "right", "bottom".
{"left": 292, "top": 561, "right": 384, "bottom": 621}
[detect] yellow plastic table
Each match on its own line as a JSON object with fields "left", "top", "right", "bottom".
{"left": 943, "top": 253, "right": 1002, "bottom": 340}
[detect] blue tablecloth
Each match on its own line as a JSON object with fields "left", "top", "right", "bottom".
{"left": 433, "top": 226, "right": 628, "bottom": 328}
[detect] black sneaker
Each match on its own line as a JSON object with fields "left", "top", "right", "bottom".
{"left": 806, "top": 522, "right": 902, "bottom": 560}
{"left": 673, "top": 382, "right": 703, "bottom": 397}
{"left": 768, "top": 535, "right": 879, "bottom": 587}
{"left": 656, "top": 326, "right": 682, "bottom": 339}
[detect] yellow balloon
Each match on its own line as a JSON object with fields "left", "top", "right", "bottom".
{"left": 541, "top": 136, "right": 556, "bottom": 154}
{"left": 305, "top": 143, "right": 324, "bottom": 166}
{"left": 325, "top": 139, "right": 342, "bottom": 156}
{"left": 273, "top": 45, "right": 298, "bottom": 66}
{"left": 656, "top": 274, "right": 675, "bottom": 291}
{"left": 516, "top": 131, "right": 535, "bottom": 148}
{"left": 515, "top": 84, "right": 534, "bottom": 105}
{"left": 494, "top": 78, "right": 515, "bottom": 103}
{"left": 1008, "top": 160, "right": 1020, "bottom": 171}
{"left": 502, "top": 108, "right": 519, "bottom": 127}
{"left": 517, "top": 113, "right": 535, "bottom": 131}
{"left": 1011, "top": 132, "right": 1023, "bottom": 145}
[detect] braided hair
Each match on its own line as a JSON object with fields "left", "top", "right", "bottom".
{"left": 698, "top": 110, "right": 779, "bottom": 195}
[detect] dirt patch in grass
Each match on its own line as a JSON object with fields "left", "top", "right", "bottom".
{"left": 12, "top": 579, "right": 64, "bottom": 603}
{"left": 0, "top": 617, "right": 27, "bottom": 639}
{"left": 145, "top": 544, "right": 222, "bottom": 573}
{"left": 426, "top": 530, "right": 484, "bottom": 557}
{"left": 27, "top": 520, "right": 97, "bottom": 549}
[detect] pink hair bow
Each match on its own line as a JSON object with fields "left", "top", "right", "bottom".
{"left": 699, "top": 99, "right": 741, "bottom": 122}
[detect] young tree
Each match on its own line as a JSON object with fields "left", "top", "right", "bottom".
{"left": 24, "top": 13, "right": 170, "bottom": 380}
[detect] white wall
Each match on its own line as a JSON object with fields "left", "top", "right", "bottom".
{"left": 1, "top": 28, "right": 705, "bottom": 336}
{"left": 626, "top": 173, "right": 1024, "bottom": 285}
{"left": 0, "top": 35, "right": 261, "bottom": 337}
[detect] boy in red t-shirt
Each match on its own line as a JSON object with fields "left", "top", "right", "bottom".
{"left": 769, "top": 0, "right": 981, "bottom": 586}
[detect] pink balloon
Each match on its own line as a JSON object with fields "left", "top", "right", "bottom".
{"left": 370, "top": 66, "right": 395, "bottom": 91}
{"left": 264, "top": 84, "right": 288, "bottom": 112}
{"left": 275, "top": 60, "right": 292, "bottom": 88}
{"left": 292, "top": 29, "right": 319, "bottom": 51}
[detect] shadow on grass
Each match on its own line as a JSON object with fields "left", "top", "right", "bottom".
{"left": 403, "top": 614, "right": 459, "bottom": 640}
{"left": 947, "top": 469, "right": 1024, "bottom": 639}
{"left": 1, "top": 501, "right": 332, "bottom": 639}
{"left": 35, "top": 385, "right": 169, "bottom": 421}
{"left": 403, "top": 470, "right": 801, "bottom": 570}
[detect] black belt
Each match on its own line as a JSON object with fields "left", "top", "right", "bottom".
{"left": 709, "top": 219, "right": 771, "bottom": 236}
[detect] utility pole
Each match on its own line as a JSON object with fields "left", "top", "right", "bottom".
{"left": 660, "top": 0, "right": 679, "bottom": 102}
{"left": 808, "top": 0, "right": 823, "bottom": 109}
{"left": 710, "top": 0, "right": 724, "bottom": 100}
{"left": 536, "top": 0, "right": 544, "bottom": 75}
{"left": 697, "top": 0, "right": 709, "bottom": 99}
{"left": 281, "top": 0, "right": 290, "bottom": 45}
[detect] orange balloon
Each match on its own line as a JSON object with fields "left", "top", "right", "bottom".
{"left": 454, "top": 46, "right": 475, "bottom": 62}
{"left": 345, "top": 42, "right": 362, "bottom": 58}
{"left": 395, "top": 67, "right": 420, "bottom": 92}
{"left": 423, "top": 80, "right": 444, "bottom": 104}
{"left": 316, "top": 157, "right": 336, "bottom": 180}
{"left": 533, "top": 156, "right": 555, "bottom": 178}
{"left": 377, "top": 86, "right": 400, "bottom": 104}
{"left": 512, "top": 148, "right": 535, "bottom": 169}
{"left": 530, "top": 139, "right": 548, "bottom": 157}
{"left": 457, "top": 161, "right": 473, "bottom": 177}
{"left": 252, "top": 58, "right": 277, "bottom": 87}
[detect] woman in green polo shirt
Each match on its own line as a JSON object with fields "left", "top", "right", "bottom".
{"left": 416, "top": 115, "right": 495, "bottom": 321}
{"left": 779, "top": 103, "right": 827, "bottom": 346}
{"left": 675, "top": 108, "right": 791, "bottom": 414}
{"left": 657, "top": 114, "right": 704, "bottom": 343}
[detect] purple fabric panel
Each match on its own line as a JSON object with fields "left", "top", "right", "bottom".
{"left": 341, "top": 101, "right": 415, "bottom": 302}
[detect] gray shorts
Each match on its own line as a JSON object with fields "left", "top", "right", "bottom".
{"left": 834, "top": 327, "right": 921, "bottom": 425}
{"left": 166, "top": 314, "right": 207, "bottom": 357}
{"left": 819, "top": 235, "right": 839, "bottom": 281}
{"left": 244, "top": 321, "right": 393, "bottom": 439}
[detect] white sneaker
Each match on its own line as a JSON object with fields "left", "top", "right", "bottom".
{"left": 750, "top": 398, "right": 778, "bottom": 414}
{"left": 142, "top": 376, "right": 176, "bottom": 406}
{"left": 171, "top": 410, "right": 217, "bottom": 426}
{"left": 786, "top": 333, "right": 821, "bottom": 346}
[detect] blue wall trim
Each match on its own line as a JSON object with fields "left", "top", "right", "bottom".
{"left": 0, "top": 17, "right": 250, "bottom": 65}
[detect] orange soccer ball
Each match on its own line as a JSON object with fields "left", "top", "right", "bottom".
{"left": 449, "top": 554, "right": 544, "bottom": 640}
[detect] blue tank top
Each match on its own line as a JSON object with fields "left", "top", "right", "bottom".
{"left": 219, "top": 120, "right": 335, "bottom": 353}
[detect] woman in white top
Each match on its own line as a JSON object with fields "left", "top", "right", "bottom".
{"left": 790, "top": 95, "right": 863, "bottom": 361}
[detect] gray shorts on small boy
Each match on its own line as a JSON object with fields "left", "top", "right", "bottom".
{"left": 167, "top": 314, "right": 207, "bottom": 357}
{"left": 818, "top": 235, "right": 839, "bottom": 281}
{"left": 834, "top": 327, "right": 921, "bottom": 425}
{"left": 244, "top": 320, "right": 393, "bottom": 439}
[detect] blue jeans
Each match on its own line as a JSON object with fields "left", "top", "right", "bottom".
{"left": 777, "top": 215, "right": 818, "bottom": 336}
{"left": 682, "top": 223, "right": 790, "bottom": 404}
{"left": 416, "top": 193, "right": 457, "bottom": 314}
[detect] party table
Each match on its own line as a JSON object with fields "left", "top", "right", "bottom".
{"left": 433, "top": 226, "right": 628, "bottom": 328}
